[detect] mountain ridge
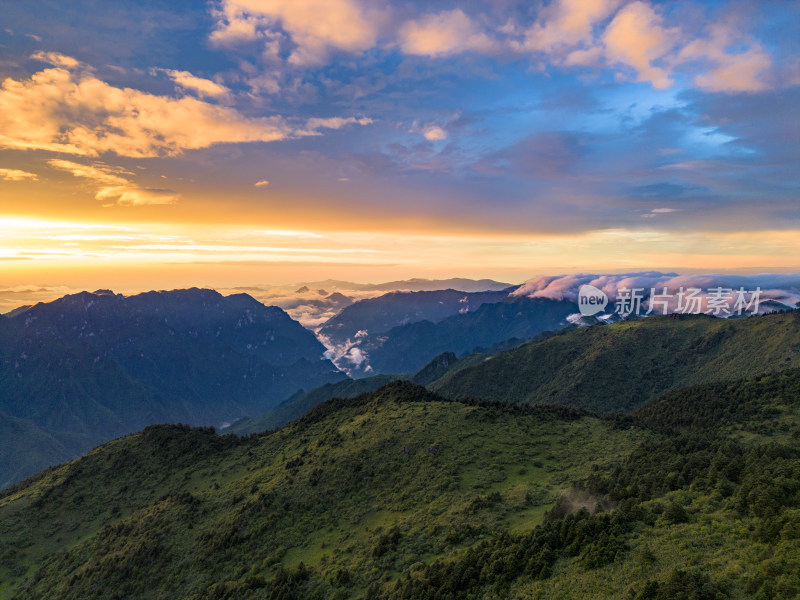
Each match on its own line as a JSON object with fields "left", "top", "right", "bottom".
{"left": 431, "top": 309, "right": 800, "bottom": 412}
{"left": 0, "top": 288, "right": 344, "bottom": 488}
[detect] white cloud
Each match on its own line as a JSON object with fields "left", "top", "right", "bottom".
{"left": 202, "top": 0, "right": 782, "bottom": 96}
{"left": 346, "top": 346, "right": 367, "bottom": 366}
{"left": 247, "top": 72, "right": 282, "bottom": 95}
{"left": 0, "top": 168, "right": 38, "bottom": 181}
{"left": 513, "top": 271, "right": 800, "bottom": 314}
{"left": 0, "top": 59, "right": 369, "bottom": 159}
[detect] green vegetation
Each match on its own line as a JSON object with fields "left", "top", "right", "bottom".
{"left": 224, "top": 374, "right": 401, "bottom": 435}
{"left": 0, "top": 412, "right": 79, "bottom": 490}
{"left": 0, "top": 382, "right": 648, "bottom": 599}
{"left": 431, "top": 310, "right": 800, "bottom": 413}
{"left": 1, "top": 365, "right": 798, "bottom": 599}
{"left": 409, "top": 352, "right": 461, "bottom": 386}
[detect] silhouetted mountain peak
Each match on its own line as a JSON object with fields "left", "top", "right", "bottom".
{"left": 326, "top": 292, "right": 351, "bottom": 303}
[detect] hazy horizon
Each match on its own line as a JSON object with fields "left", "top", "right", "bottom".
{"left": 2, "top": 0, "right": 799, "bottom": 309}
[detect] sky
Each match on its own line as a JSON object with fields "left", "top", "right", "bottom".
{"left": 1, "top": 0, "right": 799, "bottom": 308}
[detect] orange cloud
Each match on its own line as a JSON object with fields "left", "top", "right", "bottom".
{"left": 517, "top": 0, "right": 620, "bottom": 54}
{"left": 678, "top": 24, "right": 771, "bottom": 93}
{"left": 0, "top": 168, "right": 38, "bottom": 181}
{"left": 563, "top": 46, "right": 604, "bottom": 67}
{"left": 398, "top": 9, "right": 495, "bottom": 56}
{"left": 602, "top": 1, "right": 679, "bottom": 89}
{"left": 211, "top": 0, "right": 380, "bottom": 65}
{"left": 423, "top": 126, "right": 447, "bottom": 141}
{"left": 48, "top": 159, "right": 177, "bottom": 206}
{"left": 162, "top": 69, "right": 231, "bottom": 99}
{"left": 305, "top": 116, "right": 373, "bottom": 131}
{"left": 30, "top": 51, "right": 80, "bottom": 68}
{"left": 0, "top": 60, "right": 290, "bottom": 157}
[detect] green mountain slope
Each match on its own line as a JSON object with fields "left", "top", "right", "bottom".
{"left": 223, "top": 374, "right": 401, "bottom": 435}
{"left": 228, "top": 337, "right": 555, "bottom": 438}
{"left": 1, "top": 374, "right": 798, "bottom": 599}
{"left": 0, "top": 412, "right": 76, "bottom": 490}
{"left": 229, "top": 345, "right": 522, "bottom": 438}
{"left": 431, "top": 310, "right": 800, "bottom": 412}
{"left": 0, "top": 382, "right": 648, "bottom": 599}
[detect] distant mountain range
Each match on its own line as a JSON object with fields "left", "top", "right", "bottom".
{"left": 212, "top": 278, "right": 515, "bottom": 328}
{"left": 294, "top": 277, "right": 514, "bottom": 293}
{"left": 318, "top": 288, "right": 515, "bottom": 347}
{"left": 227, "top": 308, "right": 800, "bottom": 438}
{"left": 319, "top": 292, "right": 576, "bottom": 375}
{"left": 0, "top": 288, "right": 343, "bottom": 488}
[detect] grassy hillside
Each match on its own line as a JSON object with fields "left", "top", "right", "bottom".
{"left": 0, "top": 382, "right": 648, "bottom": 599}
{"left": 0, "top": 413, "right": 78, "bottom": 490}
{"left": 431, "top": 310, "right": 800, "bottom": 413}
{"left": 224, "top": 374, "right": 401, "bottom": 435}
{"left": 1, "top": 375, "right": 798, "bottom": 599}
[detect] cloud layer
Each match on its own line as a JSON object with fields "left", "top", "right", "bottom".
{"left": 0, "top": 1, "right": 797, "bottom": 247}
{"left": 204, "top": 0, "right": 783, "bottom": 94}
{"left": 514, "top": 271, "right": 800, "bottom": 314}
{"left": 0, "top": 56, "right": 290, "bottom": 158}
{"left": 48, "top": 159, "right": 177, "bottom": 206}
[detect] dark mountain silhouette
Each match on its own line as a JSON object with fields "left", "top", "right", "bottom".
{"left": 318, "top": 288, "right": 515, "bottom": 347}
{"left": 0, "top": 288, "right": 344, "bottom": 487}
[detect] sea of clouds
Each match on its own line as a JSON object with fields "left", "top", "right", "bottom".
{"left": 512, "top": 271, "right": 800, "bottom": 315}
